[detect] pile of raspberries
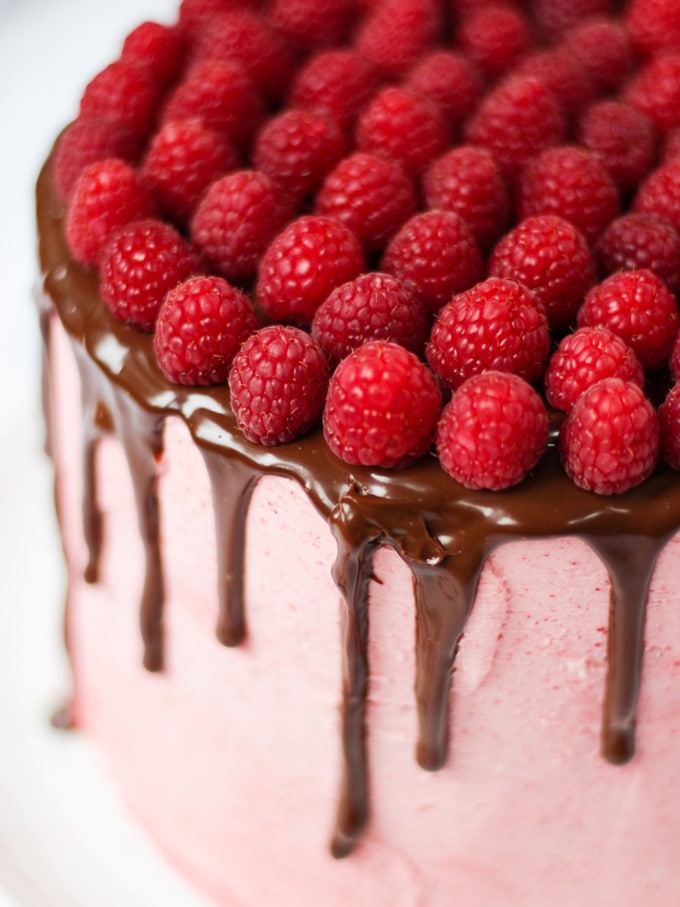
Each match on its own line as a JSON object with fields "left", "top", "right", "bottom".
{"left": 56, "top": 0, "right": 680, "bottom": 495}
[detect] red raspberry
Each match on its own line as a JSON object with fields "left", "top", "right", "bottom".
{"left": 426, "top": 278, "right": 550, "bottom": 391}
{"left": 228, "top": 325, "right": 330, "bottom": 445}
{"left": 464, "top": 76, "right": 566, "bottom": 180}
{"left": 323, "top": 341, "right": 442, "bottom": 468}
{"left": 663, "top": 128, "right": 680, "bottom": 163}
{"left": 457, "top": 4, "right": 532, "bottom": 81}
{"left": 288, "top": 49, "right": 378, "bottom": 131}
{"left": 253, "top": 109, "right": 348, "bottom": 207}
{"left": 177, "top": 0, "right": 252, "bottom": 37}
{"left": 533, "top": 0, "right": 614, "bottom": 40}
{"left": 162, "top": 59, "right": 263, "bottom": 151}
{"left": 422, "top": 146, "right": 510, "bottom": 249}
{"left": 191, "top": 170, "right": 291, "bottom": 284}
{"left": 518, "top": 146, "right": 619, "bottom": 242}
{"left": 153, "top": 275, "right": 258, "bottom": 385}
{"left": 633, "top": 160, "right": 680, "bottom": 234}
{"left": 405, "top": 51, "right": 483, "bottom": 135}
{"left": 356, "top": 86, "right": 450, "bottom": 177}
{"left": 53, "top": 117, "right": 140, "bottom": 204}
{"left": 562, "top": 17, "right": 633, "bottom": 94}
{"left": 268, "top": 0, "right": 356, "bottom": 48}
{"left": 355, "top": 0, "right": 442, "bottom": 80}
{"left": 311, "top": 272, "right": 430, "bottom": 368}
{"left": 624, "top": 53, "right": 680, "bottom": 133}
{"left": 671, "top": 332, "right": 680, "bottom": 382}
{"left": 65, "top": 158, "right": 156, "bottom": 268}
{"left": 141, "top": 119, "right": 239, "bottom": 224}
{"left": 560, "top": 378, "right": 659, "bottom": 494}
{"left": 659, "top": 383, "right": 680, "bottom": 470}
{"left": 255, "top": 216, "right": 365, "bottom": 327}
{"left": 511, "top": 49, "right": 595, "bottom": 117}
{"left": 625, "top": 0, "right": 680, "bottom": 57}
{"left": 79, "top": 60, "right": 161, "bottom": 141}
{"left": 436, "top": 372, "right": 548, "bottom": 491}
{"left": 120, "top": 21, "right": 185, "bottom": 86}
{"left": 577, "top": 269, "right": 680, "bottom": 371}
{"left": 596, "top": 214, "right": 680, "bottom": 296}
{"left": 315, "top": 152, "right": 418, "bottom": 254}
{"left": 489, "top": 215, "right": 596, "bottom": 332}
{"left": 99, "top": 219, "right": 201, "bottom": 331}
{"left": 544, "top": 327, "right": 644, "bottom": 413}
{"left": 381, "top": 211, "right": 484, "bottom": 316}
{"left": 577, "top": 101, "right": 657, "bottom": 192}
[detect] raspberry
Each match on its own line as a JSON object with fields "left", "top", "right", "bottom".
{"left": 65, "top": 158, "right": 156, "bottom": 268}
{"left": 355, "top": 0, "right": 442, "bottom": 80}
{"left": 255, "top": 216, "right": 365, "bottom": 327}
{"left": 624, "top": 53, "right": 680, "bottom": 133}
{"left": 356, "top": 86, "right": 450, "bottom": 177}
{"left": 177, "top": 0, "right": 251, "bottom": 37}
{"left": 323, "top": 341, "right": 442, "bottom": 468}
{"left": 191, "top": 170, "right": 291, "bottom": 284}
{"left": 464, "top": 76, "right": 566, "bottom": 180}
{"left": 511, "top": 49, "right": 595, "bottom": 117}
{"left": 311, "top": 272, "right": 430, "bottom": 368}
{"left": 120, "top": 21, "right": 185, "bottom": 86}
{"left": 228, "top": 326, "right": 330, "bottom": 446}
{"left": 633, "top": 160, "right": 680, "bottom": 233}
{"left": 663, "top": 128, "right": 680, "bottom": 163}
{"left": 533, "top": 0, "right": 614, "bottom": 40}
{"left": 671, "top": 332, "right": 680, "bottom": 382}
{"left": 405, "top": 51, "right": 483, "bottom": 135}
{"left": 577, "top": 269, "right": 680, "bottom": 371}
{"left": 659, "top": 384, "right": 680, "bottom": 470}
{"left": 436, "top": 372, "right": 548, "bottom": 491}
{"left": 457, "top": 4, "right": 532, "bottom": 81}
{"left": 426, "top": 278, "right": 550, "bottom": 391}
{"left": 562, "top": 17, "right": 632, "bottom": 94}
{"left": 288, "top": 49, "right": 378, "bottom": 131}
{"left": 253, "top": 109, "right": 347, "bottom": 207}
{"left": 141, "top": 119, "right": 239, "bottom": 224}
{"left": 53, "top": 117, "right": 140, "bottom": 204}
{"left": 596, "top": 214, "right": 680, "bottom": 296}
{"left": 153, "top": 276, "right": 258, "bottom": 385}
{"left": 560, "top": 378, "right": 659, "bottom": 495}
{"left": 315, "top": 152, "right": 418, "bottom": 254}
{"left": 268, "top": 0, "right": 356, "bottom": 48}
{"left": 422, "top": 146, "right": 510, "bottom": 249}
{"left": 577, "top": 101, "right": 657, "bottom": 192}
{"left": 488, "top": 215, "right": 595, "bottom": 332}
{"left": 625, "top": 0, "right": 680, "bottom": 56}
{"left": 544, "top": 327, "right": 644, "bottom": 413}
{"left": 79, "top": 60, "right": 161, "bottom": 140}
{"left": 518, "top": 146, "right": 619, "bottom": 242}
{"left": 381, "top": 211, "right": 484, "bottom": 316}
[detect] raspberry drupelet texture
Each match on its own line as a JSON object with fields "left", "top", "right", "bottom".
{"left": 53, "top": 117, "right": 140, "bottom": 204}
{"left": 255, "top": 216, "right": 365, "bottom": 327}
{"left": 624, "top": 53, "right": 680, "bottom": 133}
{"left": 560, "top": 378, "right": 659, "bottom": 495}
{"left": 120, "top": 21, "right": 185, "bottom": 87}
{"left": 437, "top": 371, "right": 549, "bottom": 491}
{"left": 288, "top": 49, "right": 378, "bottom": 131}
{"left": 533, "top": 0, "right": 615, "bottom": 40}
{"left": 659, "top": 383, "right": 680, "bottom": 471}
{"left": 561, "top": 16, "right": 632, "bottom": 94}
{"left": 426, "top": 277, "right": 550, "bottom": 391}
{"left": 323, "top": 341, "right": 442, "bottom": 469}
{"left": 381, "top": 210, "right": 484, "bottom": 316}
{"left": 355, "top": 0, "right": 442, "bottom": 80}
{"left": 511, "top": 49, "right": 595, "bottom": 117}
{"left": 228, "top": 325, "right": 330, "bottom": 446}
{"left": 311, "top": 272, "right": 430, "bottom": 368}
{"left": 625, "top": 0, "right": 680, "bottom": 57}
{"left": 99, "top": 219, "right": 201, "bottom": 331}
{"left": 596, "top": 213, "right": 680, "bottom": 296}
{"left": 633, "top": 160, "right": 680, "bottom": 234}
{"left": 153, "top": 275, "right": 258, "bottom": 386}
{"left": 577, "top": 101, "right": 657, "bottom": 192}
{"left": 79, "top": 60, "right": 161, "bottom": 141}
{"left": 404, "top": 51, "right": 483, "bottom": 134}
{"left": 268, "top": 0, "right": 356, "bottom": 49}
{"left": 456, "top": 3, "right": 532, "bottom": 81}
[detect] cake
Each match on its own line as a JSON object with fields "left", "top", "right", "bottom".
{"left": 37, "top": 0, "right": 680, "bottom": 904}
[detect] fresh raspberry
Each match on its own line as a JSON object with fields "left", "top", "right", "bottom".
{"left": 457, "top": 4, "right": 532, "bottom": 81}
{"left": 381, "top": 211, "right": 483, "bottom": 316}
{"left": 436, "top": 372, "right": 548, "bottom": 491}
{"left": 426, "top": 278, "right": 550, "bottom": 391}
{"left": 355, "top": 86, "right": 450, "bottom": 177}
{"left": 288, "top": 49, "right": 378, "bottom": 131}
{"left": 99, "top": 219, "right": 201, "bottom": 331}
{"left": 577, "top": 101, "right": 657, "bottom": 192}
{"left": 663, "top": 128, "right": 680, "bottom": 163}
{"left": 596, "top": 214, "right": 680, "bottom": 296}
{"left": 422, "top": 146, "right": 510, "bottom": 249}
{"left": 355, "top": 0, "right": 442, "bottom": 80}
{"left": 518, "top": 146, "right": 619, "bottom": 242}
{"left": 311, "top": 272, "right": 430, "bottom": 368}
{"left": 624, "top": 53, "right": 680, "bottom": 133}
{"left": 625, "top": 0, "right": 680, "bottom": 57}
{"left": 120, "top": 21, "right": 185, "bottom": 86}
{"left": 544, "top": 327, "right": 644, "bottom": 413}
{"left": 79, "top": 60, "right": 161, "bottom": 140}
{"left": 489, "top": 215, "right": 596, "bottom": 332}
{"left": 53, "top": 117, "right": 140, "bottom": 204}
{"left": 577, "top": 269, "right": 680, "bottom": 371}
{"left": 177, "top": 0, "right": 252, "bottom": 38}
{"left": 464, "top": 76, "right": 566, "bottom": 180}
{"left": 315, "top": 152, "right": 418, "bottom": 254}
{"left": 255, "top": 216, "right": 365, "bottom": 327}
{"left": 404, "top": 51, "right": 483, "bottom": 135}
{"left": 253, "top": 109, "right": 347, "bottom": 207}
{"left": 191, "top": 170, "right": 291, "bottom": 284}
{"left": 162, "top": 59, "right": 263, "bottom": 151}
{"left": 268, "top": 0, "right": 356, "bottom": 48}
{"left": 660, "top": 383, "right": 680, "bottom": 470}
{"left": 562, "top": 17, "right": 633, "bottom": 94}
{"left": 141, "top": 119, "right": 239, "bottom": 224}
{"left": 153, "top": 275, "right": 258, "bottom": 385}
{"left": 560, "top": 378, "right": 659, "bottom": 494}
{"left": 633, "top": 160, "right": 680, "bottom": 234}
{"left": 65, "top": 158, "right": 156, "bottom": 268}
{"left": 511, "top": 49, "right": 595, "bottom": 117}
{"left": 533, "top": 0, "right": 614, "bottom": 40}
{"left": 323, "top": 341, "right": 442, "bottom": 468}
{"left": 228, "top": 325, "right": 330, "bottom": 445}
{"left": 671, "top": 332, "right": 680, "bottom": 382}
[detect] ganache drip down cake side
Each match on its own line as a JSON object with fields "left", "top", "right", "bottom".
{"left": 37, "top": 0, "right": 680, "bottom": 904}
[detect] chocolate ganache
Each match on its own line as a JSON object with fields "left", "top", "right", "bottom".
{"left": 37, "top": 152, "right": 680, "bottom": 858}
